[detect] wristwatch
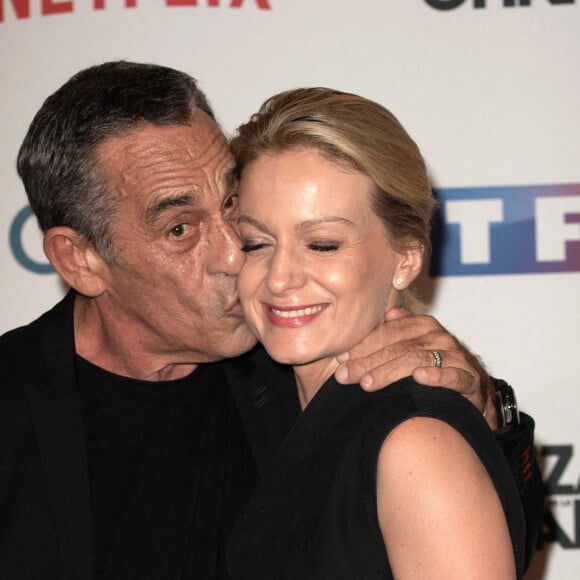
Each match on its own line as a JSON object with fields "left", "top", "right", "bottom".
{"left": 492, "top": 378, "right": 520, "bottom": 429}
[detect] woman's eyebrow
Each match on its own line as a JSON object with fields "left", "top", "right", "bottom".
{"left": 299, "top": 217, "right": 355, "bottom": 230}
{"left": 238, "top": 214, "right": 355, "bottom": 234}
{"left": 238, "top": 214, "right": 270, "bottom": 233}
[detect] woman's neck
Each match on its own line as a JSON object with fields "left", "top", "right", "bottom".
{"left": 293, "top": 358, "right": 339, "bottom": 410}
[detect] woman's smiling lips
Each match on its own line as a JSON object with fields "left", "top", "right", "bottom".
{"left": 263, "top": 303, "right": 328, "bottom": 328}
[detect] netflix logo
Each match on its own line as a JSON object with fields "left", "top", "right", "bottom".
{"left": 1, "top": 0, "right": 272, "bottom": 22}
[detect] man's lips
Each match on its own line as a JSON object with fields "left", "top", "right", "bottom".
{"left": 263, "top": 303, "right": 328, "bottom": 328}
{"left": 225, "top": 297, "right": 244, "bottom": 317}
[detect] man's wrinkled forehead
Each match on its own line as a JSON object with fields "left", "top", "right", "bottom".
{"left": 95, "top": 113, "right": 234, "bottom": 196}
{"left": 98, "top": 111, "right": 223, "bottom": 158}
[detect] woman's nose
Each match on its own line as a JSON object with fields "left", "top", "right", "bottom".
{"left": 265, "top": 247, "right": 306, "bottom": 295}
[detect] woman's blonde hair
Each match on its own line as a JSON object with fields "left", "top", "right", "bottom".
{"left": 231, "top": 87, "right": 437, "bottom": 311}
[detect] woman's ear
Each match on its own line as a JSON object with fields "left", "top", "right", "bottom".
{"left": 392, "top": 243, "right": 424, "bottom": 290}
{"left": 43, "top": 227, "right": 108, "bottom": 297}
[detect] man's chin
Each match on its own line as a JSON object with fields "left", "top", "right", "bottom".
{"left": 220, "top": 327, "right": 259, "bottom": 359}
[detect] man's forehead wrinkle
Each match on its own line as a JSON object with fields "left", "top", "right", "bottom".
{"left": 107, "top": 139, "right": 216, "bottom": 188}
{"left": 98, "top": 134, "right": 173, "bottom": 190}
{"left": 101, "top": 121, "right": 226, "bottom": 166}
{"left": 183, "top": 126, "right": 223, "bottom": 159}
{"left": 183, "top": 135, "right": 236, "bottom": 199}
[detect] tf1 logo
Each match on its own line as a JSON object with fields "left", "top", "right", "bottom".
{"left": 431, "top": 183, "right": 580, "bottom": 276}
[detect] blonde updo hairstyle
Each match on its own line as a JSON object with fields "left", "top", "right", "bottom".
{"left": 230, "top": 87, "right": 437, "bottom": 312}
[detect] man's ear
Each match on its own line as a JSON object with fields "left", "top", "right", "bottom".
{"left": 392, "top": 243, "right": 424, "bottom": 290}
{"left": 43, "top": 227, "right": 108, "bottom": 297}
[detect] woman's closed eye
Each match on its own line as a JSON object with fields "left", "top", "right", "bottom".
{"left": 307, "top": 242, "right": 340, "bottom": 252}
{"left": 241, "top": 242, "right": 341, "bottom": 253}
{"left": 241, "top": 241, "right": 270, "bottom": 253}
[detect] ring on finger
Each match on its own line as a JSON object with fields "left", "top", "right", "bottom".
{"left": 431, "top": 350, "right": 442, "bottom": 368}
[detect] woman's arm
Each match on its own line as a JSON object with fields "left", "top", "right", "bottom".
{"left": 377, "top": 417, "right": 516, "bottom": 579}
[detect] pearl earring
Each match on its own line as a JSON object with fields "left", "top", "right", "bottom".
{"left": 395, "top": 278, "right": 404, "bottom": 286}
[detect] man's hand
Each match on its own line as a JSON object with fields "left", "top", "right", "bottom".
{"left": 334, "top": 308, "right": 499, "bottom": 430}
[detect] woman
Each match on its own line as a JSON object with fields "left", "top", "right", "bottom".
{"left": 226, "top": 88, "right": 525, "bottom": 579}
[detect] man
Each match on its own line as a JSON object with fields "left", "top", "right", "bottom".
{"left": 1, "top": 61, "right": 542, "bottom": 579}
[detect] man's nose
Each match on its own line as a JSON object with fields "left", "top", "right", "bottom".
{"left": 208, "top": 219, "right": 245, "bottom": 276}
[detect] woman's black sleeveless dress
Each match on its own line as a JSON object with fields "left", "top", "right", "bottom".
{"left": 226, "top": 358, "right": 526, "bottom": 580}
